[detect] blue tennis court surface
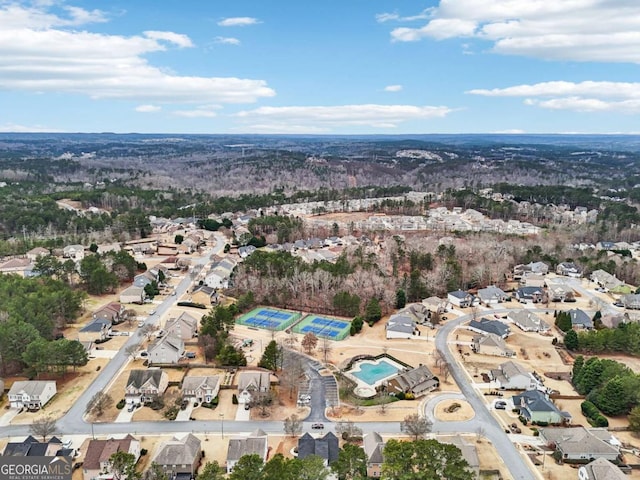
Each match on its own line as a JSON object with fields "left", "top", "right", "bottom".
{"left": 293, "top": 314, "right": 351, "bottom": 340}
{"left": 237, "top": 307, "right": 301, "bottom": 331}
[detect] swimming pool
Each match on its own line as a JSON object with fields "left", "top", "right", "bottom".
{"left": 350, "top": 359, "right": 401, "bottom": 385}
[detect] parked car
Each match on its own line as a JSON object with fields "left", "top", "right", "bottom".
{"left": 495, "top": 401, "right": 506, "bottom": 410}
{"left": 139, "top": 351, "right": 148, "bottom": 357}
{"left": 149, "top": 309, "right": 157, "bottom": 315}
{"left": 311, "top": 423, "right": 324, "bottom": 429}
{"left": 127, "top": 404, "right": 135, "bottom": 412}
{"left": 185, "top": 351, "right": 196, "bottom": 359}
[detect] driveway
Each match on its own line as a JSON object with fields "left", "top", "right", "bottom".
{"left": 115, "top": 406, "right": 136, "bottom": 423}
{"left": 0, "top": 408, "right": 19, "bottom": 427}
{"left": 175, "top": 401, "right": 195, "bottom": 422}
{"left": 235, "top": 405, "right": 250, "bottom": 421}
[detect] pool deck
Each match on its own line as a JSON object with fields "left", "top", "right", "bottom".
{"left": 343, "top": 357, "right": 407, "bottom": 395}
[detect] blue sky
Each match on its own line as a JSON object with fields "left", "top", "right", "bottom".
{"left": 1, "top": 0, "right": 639, "bottom": 134}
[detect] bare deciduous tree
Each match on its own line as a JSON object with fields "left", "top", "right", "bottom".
{"left": 283, "top": 414, "right": 303, "bottom": 437}
{"left": 400, "top": 413, "right": 432, "bottom": 440}
{"left": 30, "top": 415, "right": 57, "bottom": 441}
{"left": 301, "top": 332, "right": 318, "bottom": 355}
{"left": 86, "top": 391, "right": 114, "bottom": 417}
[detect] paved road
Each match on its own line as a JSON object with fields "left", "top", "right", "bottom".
{"left": 436, "top": 311, "right": 538, "bottom": 480}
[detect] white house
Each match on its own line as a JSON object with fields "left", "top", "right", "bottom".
{"left": 181, "top": 376, "right": 220, "bottom": 403}
{"left": 476, "top": 286, "right": 508, "bottom": 306}
{"left": 508, "top": 310, "right": 550, "bottom": 333}
{"left": 148, "top": 333, "right": 184, "bottom": 364}
{"left": 237, "top": 371, "right": 271, "bottom": 405}
{"left": 8, "top": 381, "right": 57, "bottom": 410}
{"left": 385, "top": 314, "right": 416, "bottom": 339}
{"left": 63, "top": 244, "right": 85, "bottom": 260}
{"left": 447, "top": 290, "right": 475, "bottom": 308}
{"left": 490, "top": 361, "right": 539, "bottom": 390}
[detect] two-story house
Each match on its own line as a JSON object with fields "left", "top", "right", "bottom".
{"left": 181, "top": 376, "right": 220, "bottom": 404}
{"left": 83, "top": 435, "right": 140, "bottom": 480}
{"left": 125, "top": 370, "right": 168, "bottom": 405}
{"left": 8, "top": 381, "right": 57, "bottom": 410}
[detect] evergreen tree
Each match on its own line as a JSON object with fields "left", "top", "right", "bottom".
{"left": 364, "top": 298, "right": 382, "bottom": 325}
{"left": 258, "top": 340, "right": 281, "bottom": 371}
{"left": 395, "top": 289, "right": 407, "bottom": 309}
{"left": 564, "top": 330, "right": 579, "bottom": 350}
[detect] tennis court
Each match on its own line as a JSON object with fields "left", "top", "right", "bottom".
{"left": 237, "top": 307, "right": 301, "bottom": 331}
{"left": 293, "top": 314, "right": 351, "bottom": 341}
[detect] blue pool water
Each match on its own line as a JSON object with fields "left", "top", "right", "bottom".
{"left": 351, "top": 359, "right": 400, "bottom": 385}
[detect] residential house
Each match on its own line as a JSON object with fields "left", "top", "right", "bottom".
{"left": 190, "top": 285, "right": 217, "bottom": 306}
{"left": 125, "top": 369, "right": 168, "bottom": 404}
{"left": 422, "top": 296, "right": 447, "bottom": 314}
{"left": 508, "top": 310, "right": 550, "bottom": 333}
{"left": 621, "top": 294, "right": 640, "bottom": 310}
{"left": 471, "top": 333, "right": 515, "bottom": 357}
{"left": 96, "top": 243, "right": 121, "bottom": 255}
{"left": 238, "top": 245, "right": 257, "bottom": 258}
{"left": 490, "top": 361, "right": 539, "bottom": 390}
{"left": 120, "top": 286, "right": 145, "bottom": 304}
{"left": 539, "top": 427, "right": 619, "bottom": 462}
{"left": 447, "top": 290, "right": 475, "bottom": 308}
{"left": 226, "top": 430, "right": 268, "bottom": 474}
{"left": 397, "top": 303, "right": 430, "bottom": 323}
{"left": 441, "top": 436, "right": 480, "bottom": 478}
{"left": 568, "top": 309, "right": 594, "bottom": 329}
{"left": 133, "top": 271, "right": 155, "bottom": 288}
{"left": 556, "top": 262, "right": 582, "bottom": 278}
{"left": 8, "top": 381, "right": 57, "bottom": 410}
{"left": 204, "top": 258, "right": 237, "bottom": 289}
{"left": 513, "top": 390, "right": 572, "bottom": 425}
{"left": 514, "top": 286, "right": 544, "bottom": 303}
{"left": 3, "top": 436, "right": 67, "bottom": 457}
{"left": 93, "top": 302, "right": 124, "bottom": 325}
{"left": 546, "top": 283, "right": 575, "bottom": 302}
{"left": 165, "top": 312, "right": 199, "bottom": 340}
{"left": 83, "top": 435, "right": 140, "bottom": 480}
{"left": 590, "top": 270, "right": 623, "bottom": 291}
{"left": 152, "top": 434, "right": 202, "bottom": 479}
{"left": 297, "top": 432, "right": 339, "bottom": 466}
{"left": 522, "top": 274, "right": 546, "bottom": 287}
{"left": 578, "top": 457, "right": 627, "bottom": 480}
{"left": 63, "top": 244, "right": 85, "bottom": 260}
{"left": 514, "top": 262, "right": 549, "bottom": 278}
{"left": 237, "top": 371, "right": 272, "bottom": 405}
{"left": 477, "top": 286, "right": 508, "bottom": 306}
{"left": 386, "top": 365, "right": 439, "bottom": 397}
{"left": 363, "top": 432, "right": 385, "bottom": 478}
{"left": 78, "top": 318, "right": 112, "bottom": 343}
{"left": 385, "top": 314, "right": 416, "bottom": 339}
{"left": 181, "top": 376, "right": 220, "bottom": 403}
{"left": 468, "top": 318, "right": 511, "bottom": 338}
{"left": 148, "top": 333, "right": 184, "bottom": 364}
{"left": 0, "top": 258, "right": 35, "bottom": 277}
{"left": 26, "top": 247, "right": 49, "bottom": 262}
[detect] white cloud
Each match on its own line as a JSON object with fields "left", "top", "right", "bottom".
{"left": 0, "top": 122, "right": 64, "bottom": 132}
{"left": 384, "top": 84, "right": 403, "bottom": 92}
{"left": 468, "top": 80, "right": 640, "bottom": 113}
{"left": 135, "top": 104, "right": 161, "bottom": 113}
{"left": 376, "top": 9, "right": 431, "bottom": 23}
{"left": 0, "top": 3, "right": 275, "bottom": 104}
{"left": 214, "top": 36, "right": 241, "bottom": 45}
{"left": 217, "top": 17, "right": 260, "bottom": 27}
{"left": 172, "top": 106, "right": 220, "bottom": 118}
{"left": 0, "top": 2, "right": 107, "bottom": 29}
{"left": 234, "top": 124, "right": 330, "bottom": 134}
{"left": 384, "top": 1, "right": 640, "bottom": 63}
{"left": 234, "top": 104, "right": 453, "bottom": 129}
{"left": 143, "top": 31, "right": 193, "bottom": 48}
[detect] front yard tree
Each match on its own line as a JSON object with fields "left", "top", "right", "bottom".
{"left": 228, "top": 454, "right": 264, "bottom": 480}
{"left": 30, "top": 415, "right": 57, "bottom": 441}
{"left": 332, "top": 443, "right": 367, "bottom": 480}
{"left": 364, "top": 297, "right": 382, "bottom": 325}
{"left": 302, "top": 332, "right": 318, "bottom": 354}
{"left": 555, "top": 311, "right": 572, "bottom": 332}
{"left": 283, "top": 414, "right": 303, "bottom": 437}
{"left": 144, "top": 463, "right": 168, "bottom": 480}
{"left": 298, "top": 455, "right": 330, "bottom": 480}
{"left": 109, "top": 451, "right": 140, "bottom": 480}
{"left": 382, "top": 439, "right": 472, "bottom": 480}
{"left": 174, "top": 234, "right": 184, "bottom": 244}
{"left": 86, "top": 391, "right": 114, "bottom": 417}
{"left": 564, "top": 329, "right": 579, "bottom": 350}
{"left": 196, "top": 461, "right": 225, "bottom": 480}
{"left": 258, "top": 340, "right": 281, "bottom": 372}
{"left": 125, "top": 344, "right": 139, "bottom": 360}
{"left": 400, "top": 413, "right": 432, "bottom": 440}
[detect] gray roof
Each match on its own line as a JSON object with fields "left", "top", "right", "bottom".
{"left": 80, "top": 318, "right": 110, "bottom": 332}
{"left": 226, "top": 431, "right": 268, "bottom": 463}
{"left": 509, "top": 310, "right": 549, "bottom": 330}
{"left": 237, "top": 371, "right": 271, "bottom": 392}
{"left": 469, "top": 318, "right": 510, "bottom": 337}
{"left": 388, "top": 365, "right": 438, "bottom": 394}
{"left": 149, "top": 333, "right": 184, "bottom": 354}
{"left": 477, "top": 286, "right": 507, "bottom": 302}
{"left": 153, "top": 434, "right": 201, "bottom": 466}
{"left": 513, "top": 390, "right": 559, "bottom": 413}
{"left": 568, "top": 309, "right": 593, "bottom": 328}
{"left": 449, "top": 289, "right": 471, "bottom": 299}
{"left": 499, "top": 361, "right": 530, "bottom": 379}
{"left": 363, "top": 433, "right": 384, "bottom": 464}
{"left": 8, "top": 381, "right": 55, "bottom": 397}
{"left": 442, "top": 436, "right": 479, "bottom": 471}
{"left": 386, "top": 314, "right": 415, "bottom": 333}
{"left": 126, "top": 369, "right": 165, "bottom": 390}
{"left": 582, "top": 458, "right": 627, "bottom": 480}
{"left": 182, "top": 376, "right": 219, "bottom": 393}
{"left": 297, "top": 432, "right": 339, "bottom": 464}
{"left": 474, "top": 333, "right": 513, "bottom": 354}
{"left": 540, "top": 427, "right": 618, "bottom": 457}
